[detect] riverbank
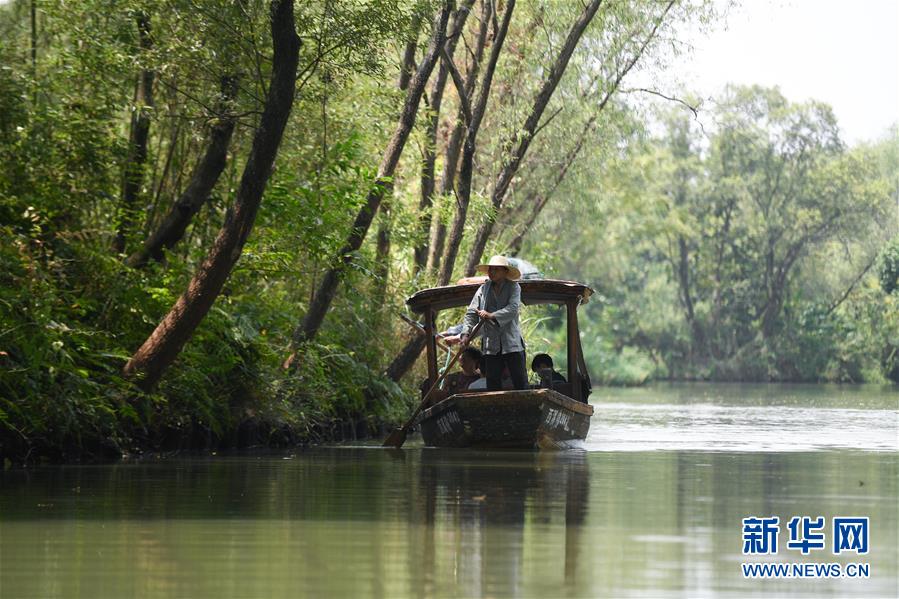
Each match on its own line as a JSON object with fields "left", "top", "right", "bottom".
{"left": 4, "top": 375, "right": 896, "bottom": 466}
{"left": 0, "top": 366, "right": 409, "bottom": 466}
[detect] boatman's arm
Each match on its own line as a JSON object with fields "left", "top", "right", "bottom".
{"left": 460, "top": 286, "right": 483, "bottom": 344}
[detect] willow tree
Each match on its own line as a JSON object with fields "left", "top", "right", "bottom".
{"left": 383, "top": 0, "right": 514, "bottom": 381}
{"left": 460, "top": 0, "right": 605, "bottom": 276}
{"left": 502, "top": 0, "right": 677, "bottom": 255}
{"left": 386, "top": 0, "right": 603, "bottom": 381}
{"left": 292, "top": 1, "right": 452, "bottom": 346}
{"left": 124, "top": 0, "right": 300, "bottom": 389}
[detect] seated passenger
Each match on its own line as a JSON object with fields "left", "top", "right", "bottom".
{"left": 531, "top": 353, "right": 566, "bottom": 388}
{"left": 469, "top": 359, "right": 513, "bottom": 390}
{"left": 443, "top": 347, "right": 483, "bottom": 394}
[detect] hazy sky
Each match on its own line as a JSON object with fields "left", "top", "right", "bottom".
{"left": 669, "top": 0, "right": 899, "bottom": 145}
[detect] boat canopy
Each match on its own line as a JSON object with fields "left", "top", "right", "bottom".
{"left": 406, "top": 278, "right": 594, "bottom": 404}
{"left": 406, "top": 279, "right": 593, "bottom": 314}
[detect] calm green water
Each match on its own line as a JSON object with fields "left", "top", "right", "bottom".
{"left": 1, "top": 384, "right": 897, "bottom": 598}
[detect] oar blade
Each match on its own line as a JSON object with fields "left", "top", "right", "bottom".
{"left": 382, "top": 427, "right": 407, "bottom": 448}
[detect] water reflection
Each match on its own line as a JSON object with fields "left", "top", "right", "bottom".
{"left": 2, "top": 448, "right": 896, "bottom": 598}
{"left": 408, "top": 450, "right": 590, "bottom": 597}
{"left": 1, "top": 384, "right": 897, "bottom": 598}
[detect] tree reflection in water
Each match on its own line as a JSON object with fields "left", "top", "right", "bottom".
{"left": 408, "top": 450, "right": 590, "bottom": 597}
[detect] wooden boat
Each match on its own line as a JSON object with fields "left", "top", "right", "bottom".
{"left": 406, "top": 278, "right": 595, "bottom": 449}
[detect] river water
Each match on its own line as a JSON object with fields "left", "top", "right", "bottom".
{"left": 1, "top": 383, "right": 897, "bottom": 598}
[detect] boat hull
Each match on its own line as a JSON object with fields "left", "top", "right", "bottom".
{"left": 416, "top": 389, "right": 593, "bottom": 449}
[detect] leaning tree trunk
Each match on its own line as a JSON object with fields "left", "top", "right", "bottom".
{"left": 385, "top": 0, "right": 513, "bottom": 383}
{"left": 504, "top": 0, "right": 674, "bottom": 255}
{"left": 29, "top": 0, "right": 37, "bottom": 80}
{"left": 373, "top": 183, "right": 394, "bottom": 308}
{"left": 292, "top": 2, "right": 451, "bottom": 346}
{"left": 504, "top": 123, "right": 594, "bottom": 255}
{"left": 372, "top": 17, "right": 422, "bottom": 306}
{"left": 126, "top": 75, "right": 239, "bottom": 268}
{"left": 123, "top": 0, "right": 300, "bottom": 390}
{"left": 412, "top": 0, "right": 474, "bottom": 272}
{"left": 114, "top": 11, "right": 155, "bottom": 254}
{"left": 437, "top": 0, "right": 515, "bottom": 285}
{"left": 425, "top": 0, "right": 490, "bottom": 275}
{"left": 373, "top": 11, "right": 432, "bottom": 307}
{"left": 462, "top": 0, "right": 603, "bottom": 276}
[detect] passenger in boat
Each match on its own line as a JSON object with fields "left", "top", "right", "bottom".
{"left": 468, "top": 362, "right": 513, "bottom": 390}
{"left": 531, "top": 353, "right": 566, "bottom": 388}
{"left": 443, "top": 347, "right": 483, "bottom": 394}
{"left": 419, "top": 347, "right": 482, "bottom": 406}
{"left": 460, "top": 255, "right": 528, "bottom": 391}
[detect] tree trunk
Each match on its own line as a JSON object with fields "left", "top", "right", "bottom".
{"left": 505, "top": 115, "right": 594, "bottom": 255}
{"left": 126, "top": 75, "right": 239, "bottom": 268}
{"left": 114, "top": 12, "right": 155, "bottom": 254}
{"left": 760, "top": 247, "right": 796, "bottom": 340}
{"left": 503, "top": 0, "right": 674, "bottom": 255}
{"left": 438, "top": 0, "right": 515, "bottom": 286}
{"left": 425, "top": 0, "right": 490, "bottom": 275}
{"left": 397, "top": 14, "right": 422, "bottom": 92}
{"left": 506, "top": 191, "right": 543, "bottom": 256}
{"left": 373, "top": 182, "right": 394, "bottom": 307}
{"left": 30, "top": 0, "right": 37, "bottom": 78}
{"left": 711, "top": 202, "right": 733, "bottom": 326}
{"left": 372, "top": 15, "right": 424, "bottom": 303}
{"left": 462, "top": 0, "right": 603, "bottom": 276}
{"left": 143, "top": 116, "right": 181, "bottom": 239}
{"left": 385, "top": 0, "right": 512, "bottom": 383}
{"left": 385, "top": 331, "right": 429, "bottom": 381}
{"left": 123, "top": 0, "right": 300, "bottom": 390}
{"left": 677, "top": 235, "right": 707, "bottom": 352}
{"left": 292, "top": 2, "right": 452, "bottom": 346}
{"left": 413, "top": 0, "right": 474, "bottom": 272}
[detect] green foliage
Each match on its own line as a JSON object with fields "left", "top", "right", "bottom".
{"left": 0, "top": 0, "right": 418, "bottom": 461}
{"left": 1, "top": 0, "right": 892, "bottom": 464}
{"left": 525, "top": 86, "right": 898, "bottom": 384}
{"left": 0, "top": 219, "right": 409, "bottom": 459}
{"left": 272, "top": 343, "right": 410, "bottom": 441}
{"left": 879, "top": 236, "right": 899, "bottom": 295}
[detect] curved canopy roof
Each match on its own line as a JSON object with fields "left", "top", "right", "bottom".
{"left": 406, "top": 279, "right": 594, "bottom": 314}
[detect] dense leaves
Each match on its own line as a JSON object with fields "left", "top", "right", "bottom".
{"left": 0, "top": 0, "right": 892, "bottom": 462}
{"left": 523, "top": 86, "right": 898, "bottom": 384}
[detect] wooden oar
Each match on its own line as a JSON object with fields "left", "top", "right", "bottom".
{"left": 383, "top": 319, "right": 484, "bottom": 448}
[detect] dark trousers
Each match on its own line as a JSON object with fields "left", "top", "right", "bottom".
{"left": 485, "top": 351, "right": 528, "bottom": 391}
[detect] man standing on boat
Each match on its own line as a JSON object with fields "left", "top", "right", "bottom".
{"left": 460, "top": 256, "right": 528, "bottom": 391}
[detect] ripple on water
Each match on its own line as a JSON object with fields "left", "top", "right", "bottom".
{"left": 586, "top": 402, "right": 899, "bottom": 452}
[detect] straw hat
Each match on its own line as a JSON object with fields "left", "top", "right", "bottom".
{"left": 476, "top": 255, "right": 521, "bottom": 281}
